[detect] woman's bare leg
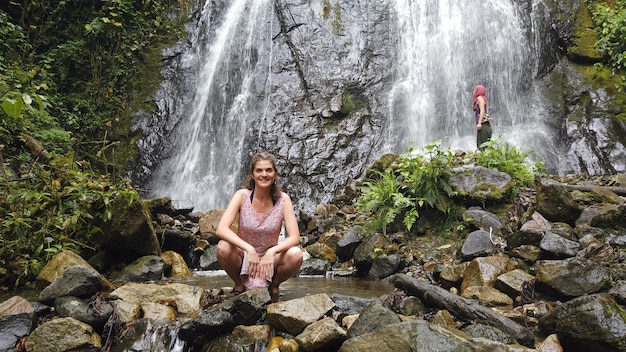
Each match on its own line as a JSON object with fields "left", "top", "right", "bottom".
{"left": 216, "top": 240, "right": 245, "bottom": 291}
{"left": 269, "top": 246, "right": 303, "bottom": 297}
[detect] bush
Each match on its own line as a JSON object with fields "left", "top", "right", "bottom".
{"left": 356, "top": 140, "right": 542, "bottom": 234}
{"left": 0, "top": 0, "right": 191, "bottom": 162}
{"left": 473, "top": 138, "right": 543, "bottom": 188}
{"left": 0, "top": 154, "right": 139, "bottom": 287}
{"left": 589, "top": 0, "right": 626, "bottom": 89}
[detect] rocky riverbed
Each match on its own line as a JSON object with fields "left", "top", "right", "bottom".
{"left": 1, "top": 168, "right": 625, "bottom": 351}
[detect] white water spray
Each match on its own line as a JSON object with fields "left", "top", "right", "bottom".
{"left": 390, "top": 0, "right": 551, "bottom": 155}
{"left": 150, "top": 0, "right": 273, "bottom": 211}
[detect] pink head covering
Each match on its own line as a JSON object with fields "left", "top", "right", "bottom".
{"left": 473, "top": 85, "right": 488, "bottom": 107}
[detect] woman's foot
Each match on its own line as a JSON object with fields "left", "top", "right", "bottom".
{"left": 269, "top": 287, "right": 280, "bottom": 302}
{"left": 231, "top": 284, "right": 246, "bottom": 295}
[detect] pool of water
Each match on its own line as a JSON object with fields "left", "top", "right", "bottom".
{"left": 0, "top": 272, "right": 394, "bottom": 304}
{"left": 171, "top": 271, "right": 394, "bottom": 301}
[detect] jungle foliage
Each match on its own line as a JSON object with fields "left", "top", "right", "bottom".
{"left": 355, "top": 140, "right": 543, "bottom": 234}
{"left": 0, "top": 154, "right": 139, "bottom": 287}
{"left": 0, "top": 0, "right": 191, "bottom": 161}
{"left": 589, "top": 0, "right": 626, "bottom": 89}
{"left": 0, "top": 0, "right": 192, "bottom": 288}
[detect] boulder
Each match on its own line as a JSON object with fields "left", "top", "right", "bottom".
{"left": 449, "top": 166, "right": 514, "bottom": 203}
{"left": 100, "top": 197, "right": 161, "bottom": 257}
{"left": 539, "top": 293, "right": 626, "bottom": 352}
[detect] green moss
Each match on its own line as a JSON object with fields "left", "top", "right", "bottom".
{"left": 472, "top": 183, "right": 506, "bottom": 200}
{"left": 109, "top": 5, "right": 193, "bottom": 173}
{"left": 487, "top": 203, "right": 512, "bottom": 219}
{"left": 366, "top": 153, "right": 401, "bottom": 175}
{"left": 341, "top": 92, "right": 364, "bottom": 115}
{"left": 323, "top": 120, "right": 337, "bottom": 130}
{"left": 574, "top": 64, "right": 620, "bottom": 92}
{"left": 321, "top": 0, "right": 331, "bottom": 18}
{"left": 568, "top": 4, "right": 603, "bottom": 62}
{"left": 608, "top": 299, "right": 626, "bottom": 326}
{"left": 332, "top": 2, "right": 344, "bottom": 35}
{"left": 571, "top": 63, "right": 626, "bottom": 120}
{"left": 568, "top": 111, "right": 586, "bottom": 123}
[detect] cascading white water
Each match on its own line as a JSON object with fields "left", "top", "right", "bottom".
{"left": 390, "top": 0, "right": 552, "bottom": 156}
{"left": 147, "top": 0, "right": 556, "bottom": 213}
{"left": 122, "top": 320, "right": 188, "bottom": 352}
{"left": 150, "top": 0, "right": 273, "bottom": 211}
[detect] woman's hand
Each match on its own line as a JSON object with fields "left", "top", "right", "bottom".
{"left": 477, "top": 123, "right": 482, "bottom": 130}
{"left": 245, "top": 249, "right": 261, "bottom": 277}
{"left": 259, "top": 247, "right": 276, "bottom": 281}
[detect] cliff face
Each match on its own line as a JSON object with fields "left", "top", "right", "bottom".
{"left": 130, "top": 0, "right": 626, "bottom": 213}
{"left": 536, "top": 0, "right": 626, "bottom": 175}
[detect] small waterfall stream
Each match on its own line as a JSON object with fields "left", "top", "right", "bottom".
{"left": 148, "top": 0, "right": 274, "bottom": 211}
{"left": 117, "top": 319, "right": 188, "bottom": 352}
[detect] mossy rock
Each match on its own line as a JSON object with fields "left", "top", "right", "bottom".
{"left": 449, "top": 166, "right": 514, "bottom": 203}
{"left": 100, "top": 195, "right": 161, "bottom": 257}
{"left": 567, "top": 4, "right": 603, "bottom": 63}
{"left": 364, "top": 153, "right": 400, "bottom": 178}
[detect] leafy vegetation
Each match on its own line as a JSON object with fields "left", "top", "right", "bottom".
{"left": 0, "top": 0, "right": 193, "bottom": 288}
{"left": 0, "top": 154, "right": 139, "bottom": 287}
{"left": 356, "top": 140, "right": 543, "bottom": 234}
{"left": 473, "top": 138, "right": 542, "bottom": 189}
{"left": 0, "top": 0, "right": 191, "bottom": 161}
{"left": 356, "top": 167, "right": 421, "bottom": 234}
{"left": 589, "top": 0, "right": 626, "bottom": 89}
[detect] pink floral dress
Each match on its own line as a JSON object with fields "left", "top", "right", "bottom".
{"left": 238, "top": 189, "right": 285, "bottom": 286}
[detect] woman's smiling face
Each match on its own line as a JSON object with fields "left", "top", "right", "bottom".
{"left": 253, "top": 160, "right": 275, "bottom": 187}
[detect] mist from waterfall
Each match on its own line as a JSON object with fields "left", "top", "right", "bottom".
{"left": 148, "top": 0, "right": 273, "bottom": 211}
{"left": 390, "top": 0, "right": 552, "bottom": 158}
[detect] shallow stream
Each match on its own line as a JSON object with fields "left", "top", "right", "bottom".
{"left": 1, "top": 271, "right": 394, "bottom": 303}
{"left": 171, "top": 271, "right": 394, "bottom": 301}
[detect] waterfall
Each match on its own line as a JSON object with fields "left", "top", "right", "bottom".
{"left": 389, "top": 0, "right": 553, "bottom": 159}
{"left": 147, "top": 0, "right": 273, "bottom": 212}
{"left": 117, "top": 319, "right": 188, "bottom": 352}
{"left": 138, "top": 0, "right": 559, "bottom": 213}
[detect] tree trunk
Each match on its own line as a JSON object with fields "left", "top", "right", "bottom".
{"left": 391, "top": 273, "right": 535, "bottom": 347}
{"left": 21, "top": 133, "right": 50, "bottom": 160}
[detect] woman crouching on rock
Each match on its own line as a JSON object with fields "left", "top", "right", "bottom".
{"left": 216, "top": 151, "right": 303, "bottom": 302}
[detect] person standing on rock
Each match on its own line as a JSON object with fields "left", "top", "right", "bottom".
{"left": 216, "top": 151, "right": 303, "bottom": 302}
{"left": 473, "top": 84, "right": 492, "bottom": 150}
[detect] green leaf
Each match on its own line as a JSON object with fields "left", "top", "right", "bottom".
{"left": 1, "top": 98, "right": 23, "bottom": 118}
{"left": 33, "top": 244, "right": 43, "bottom": 257}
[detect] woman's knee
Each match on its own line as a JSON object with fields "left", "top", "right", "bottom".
{"left": 285, "top": 246, "right": 303, "bottom": 266}
{"left": 216, "top": 240, "right": 235, "bottom": 259}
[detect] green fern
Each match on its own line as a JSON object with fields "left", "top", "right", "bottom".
{"left": 356, "top": 168, "right": 424, "bottom": 233}
{"left": 357, "top": 139, "right": 538, "bottom": 234}
{"left": 473, "top": 138, "right": 543, "bottom": 187}
{"left": 357, "top": 141, "right": 457, "bottom": 233}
